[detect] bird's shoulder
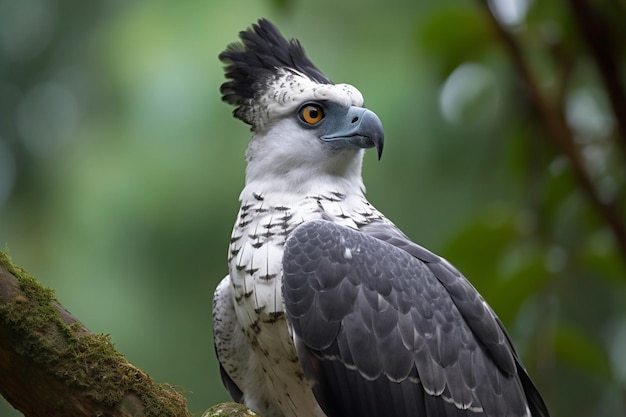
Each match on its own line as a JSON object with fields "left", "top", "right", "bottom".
{"left": 283, "top": 219, "right": 516, "bottom": 373}
{"left": 282, "top": 219, "right": 545, "bottom": 417}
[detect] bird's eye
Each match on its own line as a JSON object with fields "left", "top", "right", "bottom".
{"left": 298, "top": 103, "right": 325, "bottom": 125}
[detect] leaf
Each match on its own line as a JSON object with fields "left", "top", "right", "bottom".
{"left": 443, "top": 204, "right": 520, "bottom": 286}
{"left": 553, "top": 323, "right": 612, "bottom": 380}
{"left": 442, "top": 205, "right": 550, "bottom": 325}
{"left": 418, "top": 6, "right": 494, "bottom": 75}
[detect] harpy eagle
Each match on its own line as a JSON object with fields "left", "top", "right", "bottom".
{"left": 212, "top": 19, "right": 549, "bottom": 417}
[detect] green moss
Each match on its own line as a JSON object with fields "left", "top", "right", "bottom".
{"left": 202, "top": 403, "right": 259, "bottom": 417}
{"left": 0, "top": 252, "right": 63, "bottom": 365}
{"left": 0, "top": 251, "right": 189, "bottom": 416}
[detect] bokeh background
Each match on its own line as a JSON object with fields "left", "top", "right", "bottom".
{"left": 1, "top": 0, "right": 625, "bottom": 415}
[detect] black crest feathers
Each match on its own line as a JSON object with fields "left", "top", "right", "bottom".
{"left": 219, "top": 19, "right": 331, "bottom": 124}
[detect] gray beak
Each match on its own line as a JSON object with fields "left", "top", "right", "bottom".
{"left": 321, "top": 107, "right": 384, "bottom": 160}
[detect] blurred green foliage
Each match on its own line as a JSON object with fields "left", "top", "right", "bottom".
{"left": 1, "top": 0, "right": 625, "bottom": 416}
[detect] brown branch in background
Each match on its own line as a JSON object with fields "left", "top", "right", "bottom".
{"left": 476, "top": 0, "right": 626, "bottom": 262}
{"left": 0, "top": 252, "right": 191, "bottom": 417}
{"left": 568, "top": 0, "right": 626, "bottom": 157}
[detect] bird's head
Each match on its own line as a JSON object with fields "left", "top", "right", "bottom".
{"left": 219, "top": 19, "right": 384, "bottom": 194}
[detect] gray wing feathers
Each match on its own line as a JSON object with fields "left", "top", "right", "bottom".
{"left": 361, "top": 222, "right": 517, "bottom": 375}
{"left": 361, "top": 222, "right": 549, "bottom": 417}
{"left": 283, "top": 220, "right": 548, "bottom": 417}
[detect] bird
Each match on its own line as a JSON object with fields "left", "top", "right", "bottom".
{"left": 212, "top": 18, "right": 550, "bottom": 417}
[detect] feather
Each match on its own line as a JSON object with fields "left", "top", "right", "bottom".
{"left": 219, "top": 19, "right": 331, "bottom": 125}
{"left": 283, "top": 219, "right": 549, "bottom": 417}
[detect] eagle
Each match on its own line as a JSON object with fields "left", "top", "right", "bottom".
{"left": 212, "top": 19, "right": 549, "bottom": 417}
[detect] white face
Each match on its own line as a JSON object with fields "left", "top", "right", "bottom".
{"left": 245, "top": 108, "right": 362, "bottom": 182}
{"left": 247, "top": 69, "right": 364, "bottom": 132}
{"left": 242, "top": 70, "right": 383, "bottom": 196}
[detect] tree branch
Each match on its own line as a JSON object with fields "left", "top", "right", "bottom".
{"left": 477, "top": 0, "right": 626, "bottom": 262}
{"left": 568, "top": 0, "right": 626, "bottom": 157}
{"left": 0, "top": 251, "right": 191, "bottom": 417}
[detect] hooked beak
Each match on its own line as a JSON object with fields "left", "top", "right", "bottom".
{"left": 320, "top": 107, "right": 384, "bottom": 160}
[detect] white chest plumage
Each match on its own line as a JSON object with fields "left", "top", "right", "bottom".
{"left": 229, "top": 190, "right": 383, "bottom": 318}
{"left": 219, "top": 190, "right": 384, "bottom": 417}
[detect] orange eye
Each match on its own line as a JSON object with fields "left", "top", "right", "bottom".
{"left": 298, "top": 103, "right": 325, "bottom": 125}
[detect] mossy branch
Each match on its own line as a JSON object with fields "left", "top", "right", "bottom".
{"left": 0, "top": 251, "right": 193, "bottom": 417}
